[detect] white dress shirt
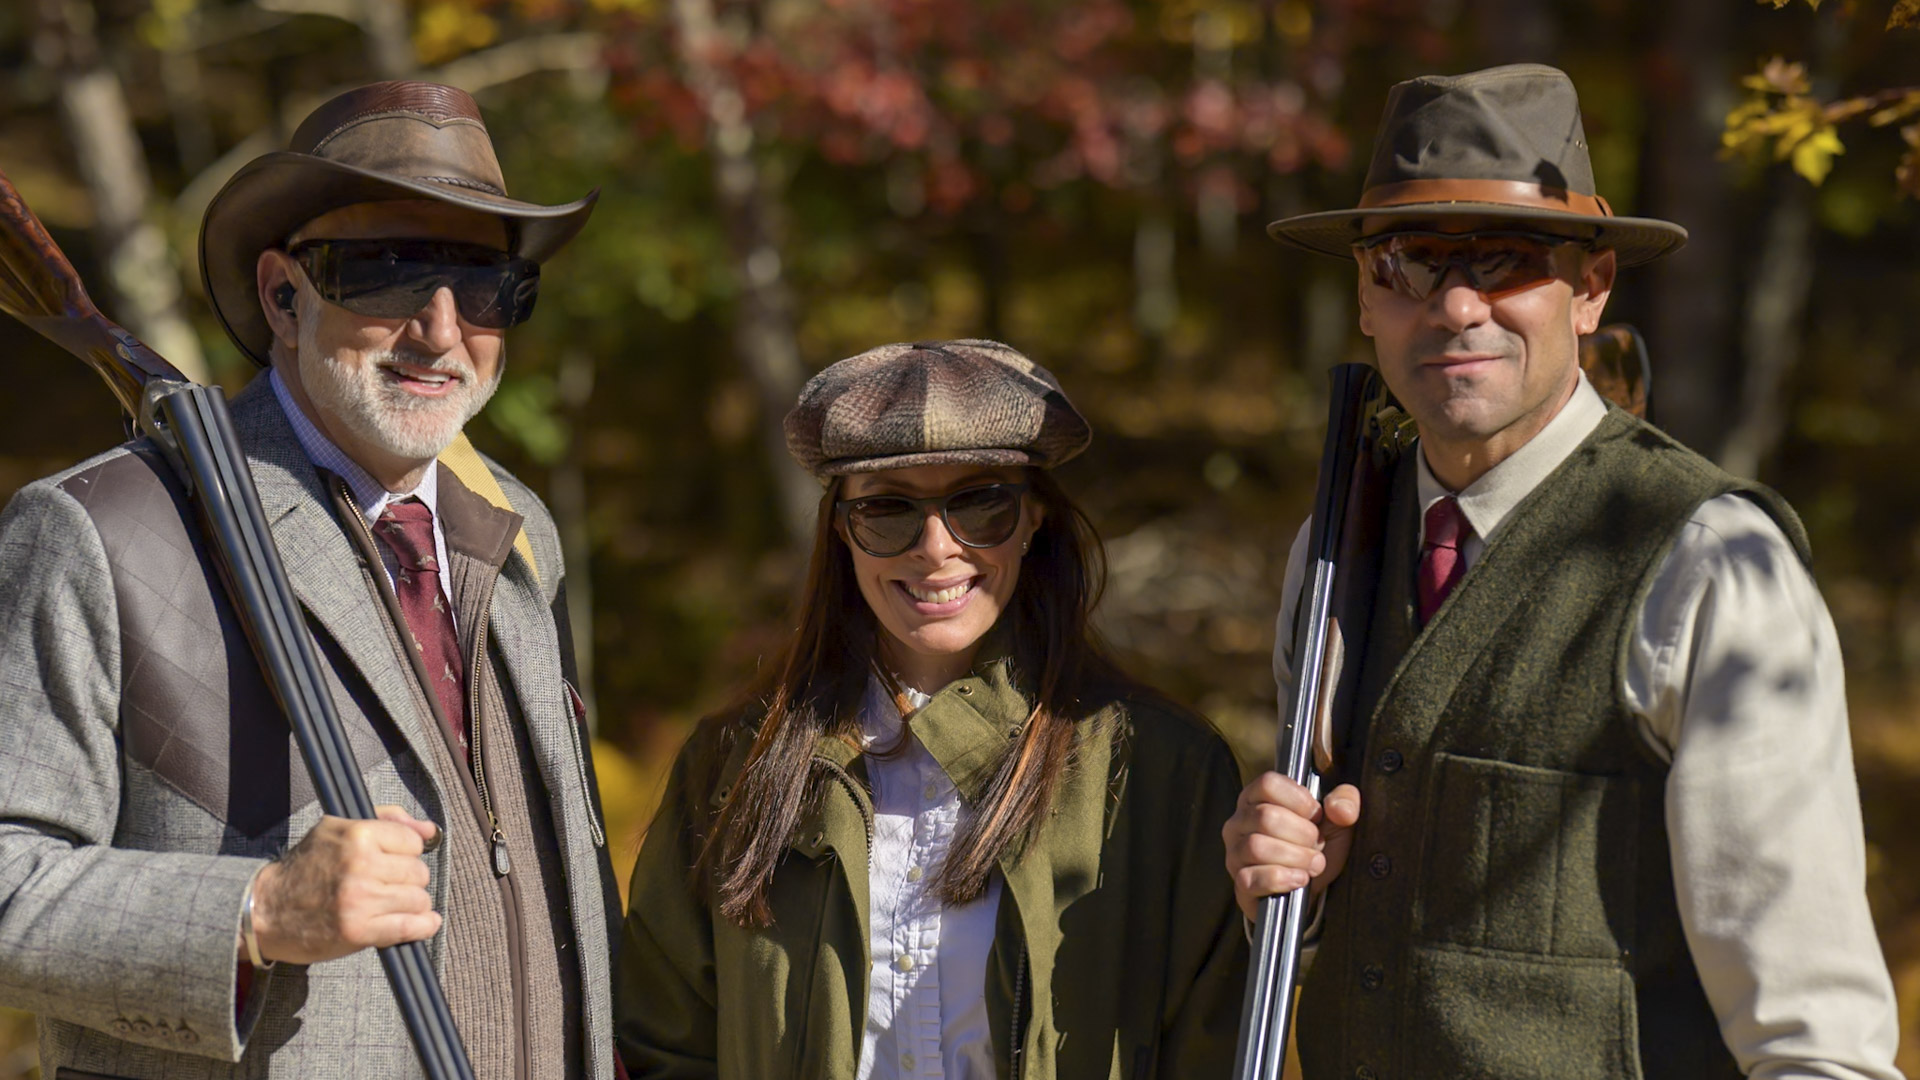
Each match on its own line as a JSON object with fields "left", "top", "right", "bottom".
{"left": 856, "top": 675, "right": 1002, "bottom": 1080}
{"left": 1273, "top": 373, "right": 1905, "bottom": 1080}
{"left": 270, "top": 369, "right": 454, "bottom": 611}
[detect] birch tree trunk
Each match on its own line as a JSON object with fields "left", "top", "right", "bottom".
{"left": 37, "top": 0, "right": 209, "bottom": 382}
{"left": 670, "top": 0, "right": 817, "bottom": 547}
{"left": 1719, "top": 178, "right": 1813, "bottom": 479}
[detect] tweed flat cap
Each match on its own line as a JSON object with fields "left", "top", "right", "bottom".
{"left": 785, "top": 339, "right": 1092, "bottom": 480}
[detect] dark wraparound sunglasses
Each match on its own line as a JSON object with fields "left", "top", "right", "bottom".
{"left": 1353, "top": 230, "right": 1592, "bottom": 302}
{"left": 290, "top": 239, "right": 541, "bottom": 328}
{"left": 835, "top": 482, "right": 1029, "bottom": 558}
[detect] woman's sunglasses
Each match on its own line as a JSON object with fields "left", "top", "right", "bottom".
{"left": 1353, "top": 230, "right": 1590, "bottom": 302}
{"left": 290, "top": 239, "right": 541, "bottom": 328}
{"left": 835, "top": 482, "right": 1029, "bottom": 558}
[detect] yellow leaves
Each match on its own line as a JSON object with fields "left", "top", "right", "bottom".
{"left": 1890, "top": 0, "right": 1920, "bottom": 29}
{"left": 1792, "top": 125, "right": 1845, "bottom": 184}
{"left": 414, "top": 0, "right": 500, "bottom": 66}
{"left": 1724, "top": 57, "right": 1846, "bottom": 185}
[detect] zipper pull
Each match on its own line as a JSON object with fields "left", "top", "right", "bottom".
{"left": 491, "top": 829, "right": 512, "bottom": 876}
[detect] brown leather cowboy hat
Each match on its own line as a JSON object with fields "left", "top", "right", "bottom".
{"left": 200, "top": 80, "right": 597, "bottom": 365}
{"left": 1268, "top": 64, "right": 1686, "bottom": 266}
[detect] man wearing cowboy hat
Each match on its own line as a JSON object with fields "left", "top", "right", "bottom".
{"left": 1223, "top": 65, "right": 1903, "bottom": 1079}
{"left": 0, "top": 81, "right": 621, "bottom": 1078}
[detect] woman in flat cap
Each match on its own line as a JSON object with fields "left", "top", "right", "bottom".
{"left": 615, "top": 340, "right": 1246, "bottom": 1078}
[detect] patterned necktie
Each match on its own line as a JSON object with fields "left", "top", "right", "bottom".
{"left": 373, "top": 499, "right": 468, "bottom": 757}
{"left": 1418, "top": 496, "right": 1471, "bottom": 625}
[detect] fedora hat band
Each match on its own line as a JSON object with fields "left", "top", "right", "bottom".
{"left": 1358, "top": 179, "right": 1614, "bottom": 218}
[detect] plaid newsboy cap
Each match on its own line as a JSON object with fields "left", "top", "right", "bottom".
{"left": 784, "top": 339, "right": 1092, "bottom": 480}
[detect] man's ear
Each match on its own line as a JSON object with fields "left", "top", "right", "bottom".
{"left": 257, "top": 250, "right": 300, "bottom": 355}
{"left": 1356, "top": 271, "right": 1376, "bottom": 338}
{"left": 1570, "top": 247, "right": 1616, "bottom": 337}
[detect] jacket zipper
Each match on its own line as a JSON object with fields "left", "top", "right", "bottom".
{"left": 337, "top": 479, "right": 533, "bottom": 1080}
{"left": 1009, "top": 943, "right": 1029, "bottom": 1078}
{"left": 812, "top": 757, "right": 875, "bottom": 848}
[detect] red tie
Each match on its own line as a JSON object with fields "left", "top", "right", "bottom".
{"left": 1418, "top": 496, "right": 1470, "bottom": 625}
{"left": 373, "top": 499, "right": 469, "bottom": 757}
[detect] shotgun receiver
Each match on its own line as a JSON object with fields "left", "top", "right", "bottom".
{"left": 0, "top": 169, "right": 477, "bottom": 1080}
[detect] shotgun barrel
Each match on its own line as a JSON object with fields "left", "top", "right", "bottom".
{"left": 1233, "top": 362, "right": 1403, "bottom": 1080}
{"left": 0, "top": 168, "right": 477, "bottom": 1080}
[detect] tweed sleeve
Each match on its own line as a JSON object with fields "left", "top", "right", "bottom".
{"left": 0, "top": 479, "right": 267, "bottom": 1062}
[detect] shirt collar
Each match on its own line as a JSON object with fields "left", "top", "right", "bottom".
{"left": 1415, "top": 370, "right": 1608, "bottom": 543}
{"left": 860, "top": 671, "right": 929, "bottom": 747}
{"left": 270, "top": 367, "right": 440, "bottom": 520}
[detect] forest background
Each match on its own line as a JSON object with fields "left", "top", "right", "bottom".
{"left": 1, "top": 0, "right": 1917, "bottom": 1074}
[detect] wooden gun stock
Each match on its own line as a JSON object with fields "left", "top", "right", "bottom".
{"left": 0, "top": 173, "right": 182, "bottom": 417}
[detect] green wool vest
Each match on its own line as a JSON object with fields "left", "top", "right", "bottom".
{"left": 1295, "top": 408, "right": 1810, "bottom": 1080}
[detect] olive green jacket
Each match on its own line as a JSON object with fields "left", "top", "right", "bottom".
{"left": 615, "top": 656, "right": 1248, "bottom": 1079}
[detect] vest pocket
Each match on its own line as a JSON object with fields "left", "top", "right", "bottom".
{"left": 1402, "top": 943, "right": 1641, "bottom": 1080}
{"left": 1416, "top": 752, "right": 1639, "bottom": 959}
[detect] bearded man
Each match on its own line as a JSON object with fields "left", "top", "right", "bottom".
{"left": 0, "top": 82, "right": 621, "bottom": 1079}
{"left": 1222, "top": 66, "right": 1904, "bottom": 1079}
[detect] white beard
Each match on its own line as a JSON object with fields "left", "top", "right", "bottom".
{"left": 296, "top": 321, "right": 501, "bottom": 463}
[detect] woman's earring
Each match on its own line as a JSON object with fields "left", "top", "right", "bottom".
{"left": 1021, "top": 539, "right": 1030, "bottom": 553}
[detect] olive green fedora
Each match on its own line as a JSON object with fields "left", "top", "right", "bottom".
{"left": 1268, "top": 64, "right": 1686, "bottom": 266}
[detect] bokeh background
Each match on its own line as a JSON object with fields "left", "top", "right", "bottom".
{"left": 2, "top": 0, "right": 1918, "bottom": 1073}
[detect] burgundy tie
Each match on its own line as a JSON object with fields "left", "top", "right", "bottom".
{"left": 1418, "top": 496, "right": 1470, "bottom": 625}
{"left": 373, "top": 499, "right": 469, "bottom": 757}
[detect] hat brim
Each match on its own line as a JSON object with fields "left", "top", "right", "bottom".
{"left": 1267, "top": 201, "right": 1687, "bottom": 267}
{"left": 201, "top": 151, "right": 598, "bottom": 365}
{"left": 815, "top": 447, "right": 1040, "bottom": 482}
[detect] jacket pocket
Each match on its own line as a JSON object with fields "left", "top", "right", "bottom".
{"left": 1415, "top": 751, "right": 1638, "bottom": 959}
{"left": 1402, "top": 943, "right": 1642, "bottom": 1080}
{"left": 561, "top": 679, "right": 606, "bottom": 848}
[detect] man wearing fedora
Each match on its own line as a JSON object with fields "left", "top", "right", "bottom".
{"left": 1223, "top": 65, "right": 1903, "bottom": 1079}
{"left": 0, "top": 82, "right": 621, "bottom": 1078}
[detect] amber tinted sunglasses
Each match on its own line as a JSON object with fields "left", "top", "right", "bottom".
{"left": 1353, "top": 230, "right": 1591, "bottom": 302}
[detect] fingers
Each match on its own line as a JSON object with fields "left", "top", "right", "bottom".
{"left": 1223, "top": 772, "right": 1366, "bottom": 920}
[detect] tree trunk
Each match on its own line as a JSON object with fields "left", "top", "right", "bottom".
{"left": 670, "top": 0, "right": 816, "bottom": 547}
{"left": 1719, "top": 176, "right": 1813, "bottom": 479}
{"left": 1640, "top": 0, "right": 1735, "bottom": 450}
{"left": 38, "top": 0, "right": 209, "bottom": 382}
{"left": 551, "top": 350, "right": 600, "bottom": 733}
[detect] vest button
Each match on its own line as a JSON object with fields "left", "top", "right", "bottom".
{"left": 1368, "top": 852, "right": 1392, "bottom": 879}
{"left": 1377, "top": 748, "right": 1403, "bottom": 773}
{"left": 1360, "top": 964, "right": 1385, "bottom": 991}
{"left": 1355, "top": 1066, "right": 1379, "bottom": 1080}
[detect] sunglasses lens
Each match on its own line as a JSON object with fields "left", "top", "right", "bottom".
{"left": 847, "top": 498, "right": 922, "bottom": 557}
{"left": 1360, "top": 234, "right": 1563, "bottom": 300}
{"left": 297, "top": 241, "right": 539, "bottom": 328}
{"left": 944, "top": 486, "right": 1022, "bottom": 547}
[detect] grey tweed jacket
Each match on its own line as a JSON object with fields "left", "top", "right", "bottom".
{"left": 0, "top": 377, "right": 618, "bottom": 1078}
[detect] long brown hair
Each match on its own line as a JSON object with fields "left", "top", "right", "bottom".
{"left": 694, "top": 467, "right": 1123, "bottom": 927}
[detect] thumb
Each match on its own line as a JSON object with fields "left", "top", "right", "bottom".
{"left": 1321, "top": 784, "right": 1362, "bottom": 832}
{"left": 374, "top": 804, "right": 441, "bottom": 846}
